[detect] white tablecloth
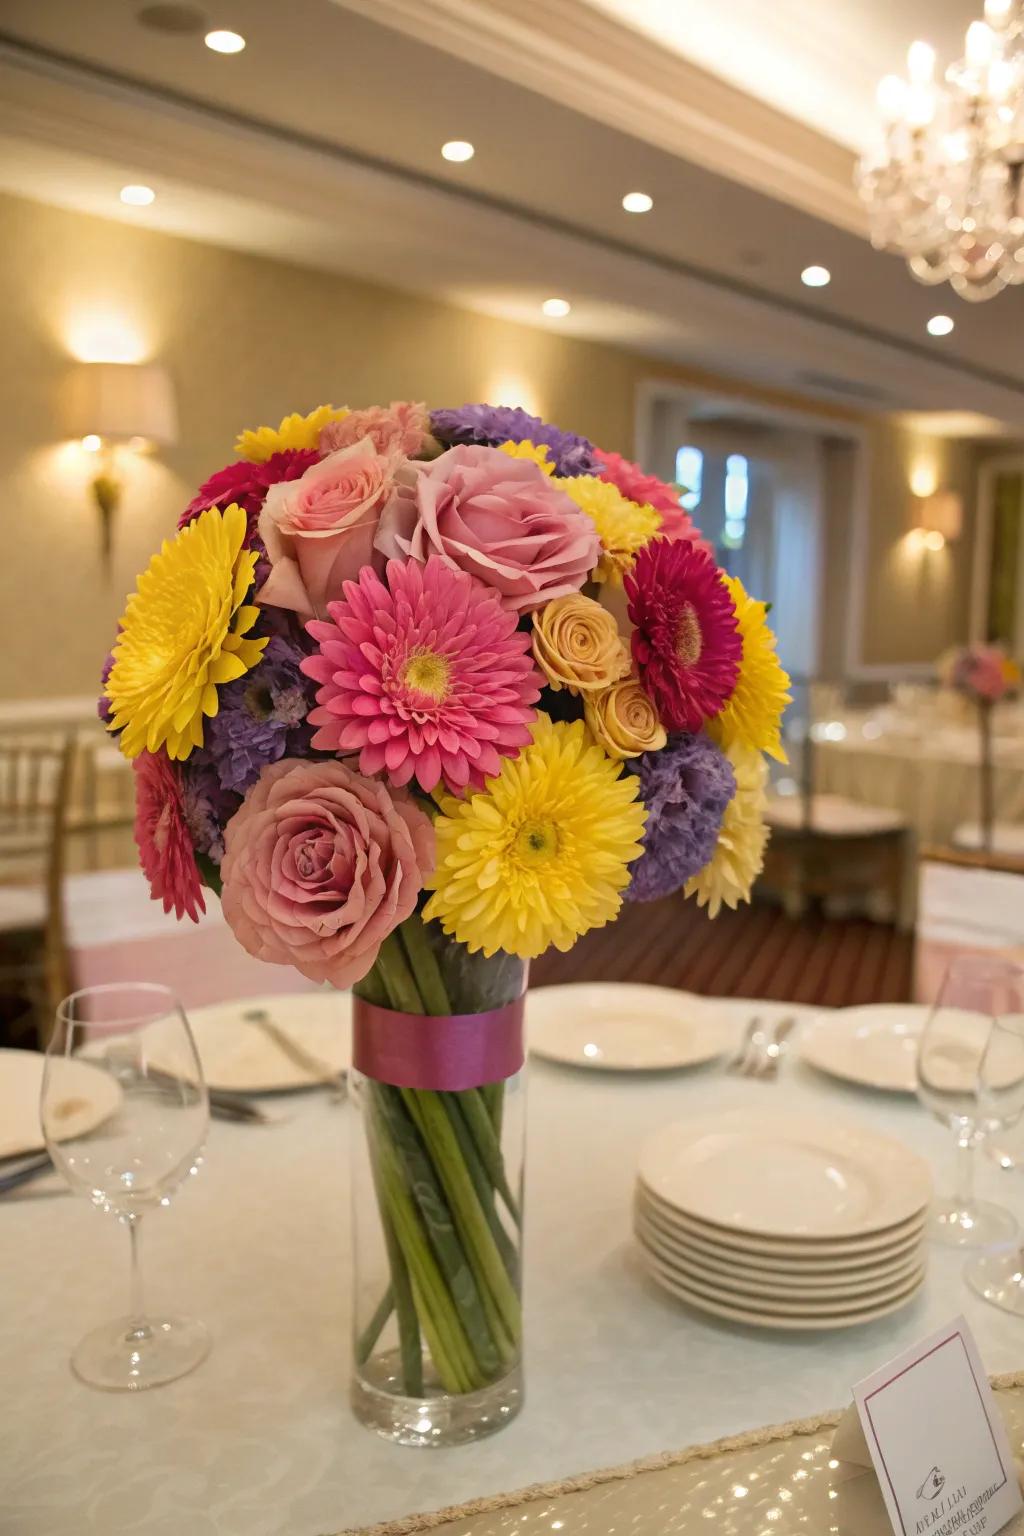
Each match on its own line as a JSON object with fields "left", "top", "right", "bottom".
{"left": 6, "top": 998, "right": 1024, "bottom": 1536}
{"left": 815, "top": 717, "right": 1024, "bottom": 845}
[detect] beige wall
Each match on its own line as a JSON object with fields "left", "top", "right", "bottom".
{"left": 0, "top": 189, "right": 985, "bottom": 702}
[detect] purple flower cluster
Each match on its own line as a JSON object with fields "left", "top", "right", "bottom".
{"left": 180, "top": 755, "right": 239, "bottom": 867}
{"left": 624, "top": 733, "right": 735, "bottom": 902}
{"left": 204, "top": 634, "right": 316, "bottom": 796}
{"left": 429, "top": 405, "right": 598, "bottom": 477}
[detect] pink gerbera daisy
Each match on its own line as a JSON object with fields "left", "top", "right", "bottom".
{"left": 594, "top": 449, "right": 708, "bottom": 551}
{"left": 133, "top": 751, "right": 206, "bottom": 923}
{"left": 625, "top": 539, "right": 741, "bottom": 732}
{"left": 301, "top": 557, "right": 541, "bottom": 793}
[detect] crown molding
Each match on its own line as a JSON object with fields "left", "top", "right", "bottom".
{"left": 329, "top": 0, "right": 865, "bottom": 235}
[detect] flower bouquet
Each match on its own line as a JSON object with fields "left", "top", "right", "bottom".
{"left": 101, "top": 399, "right": 789, "bottom": 1444}
{"left": 938, "top": 642, "right": 1021, "bottom": 851}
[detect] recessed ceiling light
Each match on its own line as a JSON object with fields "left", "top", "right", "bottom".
{"left": 801, "top": 265, "right": 831, "bottom": 287}
{"left": 120, "top": 184, "right": 156, "bottom": 206}
{"left": 541, "top": 298, "right": 571, "bottom": 318}
{"left": 441, "top": 140, "right": 475, "bottom": 163}
{"left": 927, "top": 313, "right": 955, "bottom": 336}
{"left": 204, "top": 28, "right": 246, "bottom": 53}
{"left": 622, "top": 191, "right": 653, "bottom": 214}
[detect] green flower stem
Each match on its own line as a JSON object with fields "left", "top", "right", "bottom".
{"left": 397, "top": 919, "right": 452, "bottom": 1016}
{"left": 480, "top": 1080, "right": 505, "bottom": 1141}
{"left": 355, "top": 964, "right": 389, "bottom": 1009}
{"left": 355, "top": 1285, "right": 394, "bottom": 1367}
{"left": 374, "top": 933, "right": 425, "bottom": 1014}
{"left": 442, "top": 1092, "right": 519, "bottom": 1285}
{"left": 375, "top": 1085, "right": 503, "bottom": 1379}
{"left": 365, "top": 1106, "right": 422, "bottom": 1395}
{"left": 371, "top": 1091, "right": 481, "bottom": 1393}
{"left": 458, "top": 1088, "right": 520, "bottom": 1227}
{"left": 402, "top": 1088, "right": 522, "bottom": 1346}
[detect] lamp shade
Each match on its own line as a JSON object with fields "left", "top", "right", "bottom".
{"left": 905, "top": 488, "right": 963, "bottom": 541}
{"left": 63, "top": 361, "right": 178, "bottom": 446}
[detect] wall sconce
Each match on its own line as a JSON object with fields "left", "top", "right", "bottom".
{"left": 906, "top": 488, "right": 962, "bottom": 553}
{"left": 62, "top": 361, "right": 178, "bottom": 568}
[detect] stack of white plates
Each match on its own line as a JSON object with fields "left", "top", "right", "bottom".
{"left": 635, "top": 1109, "right": 932, "bottom": 1330}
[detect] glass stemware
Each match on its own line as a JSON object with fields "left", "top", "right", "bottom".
{"left": 966, "top": 973, "right": 1024, "bottom": 1314}
{"left": 916, "top": 955, "right": 1021, "bottom": 1248}
{"left": 41, "top": 983, "right": 210, "bottom": 1391}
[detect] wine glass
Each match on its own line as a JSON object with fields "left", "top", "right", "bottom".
{"left": 967, "top": 989, "right": 1024, "bottom": 1314}
{"left": 916, "top": 955, "right": 1021, "bottom": 1248}
{"left": 41, "top": 983, "right": 210, "bottom": 1391}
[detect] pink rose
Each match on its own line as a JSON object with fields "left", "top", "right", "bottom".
{"left": 375, "top": 444, "right": 600, "bottom": 613}
{"left": 319, "top": 401, "right": 434, "bottom": 460}
{"left": 258, "top": 440, "right": 415, "bottom": 619}
{"left": 220, "top": 758, "right": 433, "bottom": 988}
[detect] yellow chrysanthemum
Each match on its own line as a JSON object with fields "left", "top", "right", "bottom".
{"left": 234, "top": 403, "right": 349, "bottom": 462}
{"left": 685, "top": 744, "right": 769, "bottom": 917}
{"left": 555, "top": 474, "right": 660, "bottom": 584}
{"left": 423, "top": 716, "right": 646, "bottom": 958}
{"left": 106, "top": 504, "right": 267, "bottom": 761}
{"left": 498, "top": 439, "right": 555, "bottom": 475}
{"left": 707, "top": 574, "right": 791, "bottom": 763}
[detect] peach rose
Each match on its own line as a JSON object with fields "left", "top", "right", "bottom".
{"left": 584, "top": 678, "right": 667, "bottom": 759}
{"left": 374, "top": 444, "right": 600, "bottom": 613}
{"left": 258, "top": 439, "right": 415, "bottom": 619}
{"left": 531, "top": 595, "right": 630, "bottom": 693}
{"left": 319, "top": 401, "right": 436, "bottom": 460}
{"left": 220, "top": 758, "right": 434, "bottom": 988}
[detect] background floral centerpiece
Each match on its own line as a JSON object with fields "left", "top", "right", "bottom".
{"left": 100, "top": 397, "right": 789, "bottom": 1444}
{"left": 938, "top": 642, "right": 1022, "bottom": 851}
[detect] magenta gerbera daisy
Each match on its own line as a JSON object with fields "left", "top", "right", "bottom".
{"left": 178, "top": 449, "right": 320, "bottom": 544}
{"left": 133, "top": 751, "right": 206, "bottom": 923}
{"left": 301, "top": 557, "right": 541, "bottom": 793}
{"left": 625, "top": 539, "right": 741, "bottom": 732}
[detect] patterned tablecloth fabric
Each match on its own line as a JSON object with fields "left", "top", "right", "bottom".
{"left": 8, "top": 995, "right": 1024, "bottom": 1535}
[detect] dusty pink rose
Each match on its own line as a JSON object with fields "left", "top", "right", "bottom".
{"left": 375, "top": 444, "right": 600, "bottom": 613}
{"left": 220, "top": 758, "right": 433, "bottom": 988}
{"left": 257, "top": 440, "right": 415, "bottom": 620}
{"left": 319, "top": 401, "right": 434, "bottom": 460}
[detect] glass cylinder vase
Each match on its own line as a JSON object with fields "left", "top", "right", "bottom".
{"left": 350, "top": 917, "right": 526, "bottom": 1447}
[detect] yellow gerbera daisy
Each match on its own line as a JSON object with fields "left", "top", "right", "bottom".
{"left": 555, "top": 474, "right": 660, "bottom": 583}
{"left": 106, "top": 504, "right": 267, "bottom": 761}
{"left": 498, "top": 439, "right": 555, "bottom": 475}
{"left": 685, "top": 744, "right": 769, "bottom": 917}
{"left": 234, "top": 403, "right": 349, "bottom": 462}
{"left": 423, "top": 716, "right": 646, "bottom": 958}
{"left": 707, "top": 574, "right": 791, "bottom": 762}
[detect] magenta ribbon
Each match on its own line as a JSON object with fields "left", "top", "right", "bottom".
{"left": 352, "top": 996, "right": 525, "bottom": 1091}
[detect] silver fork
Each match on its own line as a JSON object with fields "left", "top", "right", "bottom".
{"left": 727, "top": 1015, "right": 767, "bottom": 1075}
{"left": 744, "top": 1015, "right": 798, "bottom": 1080}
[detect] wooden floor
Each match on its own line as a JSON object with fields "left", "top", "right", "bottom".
{"left": 531, "top": 895, "right": 914, "bottom": 1008}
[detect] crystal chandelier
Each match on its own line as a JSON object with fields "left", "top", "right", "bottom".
{"left": 857, "top": 0, "right": 1024, "bottom": 301}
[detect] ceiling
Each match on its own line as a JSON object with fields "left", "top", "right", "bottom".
{"left": 0, "top": 0, "right": 1021, "bottom": 429}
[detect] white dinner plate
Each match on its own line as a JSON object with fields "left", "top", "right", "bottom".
{"left": 636, "top": 1182, "right": 927, "bottom": 1262}
{"left": 0, "top": 1047, "right": 122, "bottom": 1159}
{"left": 527, "top": 983, "right": 736, "bottom": 1071}
{"left": 638, "top": 1109, "right": 931, "bottom": 1240}
{"left": 798, "top": 1005, "right": 928, "bottom": 1093}
{"left": 634, "top": 1213, "right": 925, "bottom": 1300}
{"left": 178, "top": 992, "right": 351, "bottom": 1092}
{"left": 641, "top": 1248, "right": 926, "bottom": 1324}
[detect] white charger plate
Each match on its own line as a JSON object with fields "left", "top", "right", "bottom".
{"left": 179, "top": 992, "right": 351, "bottom": 1093}
{"left": 641, "top": 1246, "right": 926, "bottom": 1322}
{"left": 640, "top": 1250, "right": 926, "bottom": 1331}
{"left": 798, "top": 1005, "right": 927, "bottom": 1093}
{"left": 0, "top": 1048, "right": 122, "bottom": 1159}
{"left": 634, "top": 1212, "right": 925, "bottom": 1300}
{"left": 635, "top": 1188, "right": 926, "bottom": 1272}
{"left": 527, "top": 983, "right": 738, "bottom": 1072}
{"left": 638, "top": 1109, "right": 931, "bottom": 1240}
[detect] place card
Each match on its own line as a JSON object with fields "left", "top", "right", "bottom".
{"left": 853, "top": 1316, "right": 1023, "bottom": 1536}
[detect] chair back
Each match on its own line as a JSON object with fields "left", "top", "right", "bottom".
{"left": 915, "top": 845, "right": 1024, "bottom": 1004}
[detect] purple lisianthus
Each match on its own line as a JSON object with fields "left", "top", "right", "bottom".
{"left": 429, "top": 404, "right": 598, "bottom": 477}
{"left": 98, "top": 651, "right": 115, "bottom": 726}
{"left": 204, "top": 635, "right": 315, "bottom": 796}
{"left": 625, "top": 733, "right": 735, "bottom": 902}
{"left": 180, "top": 755, "right": 239, "bottom": 867}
